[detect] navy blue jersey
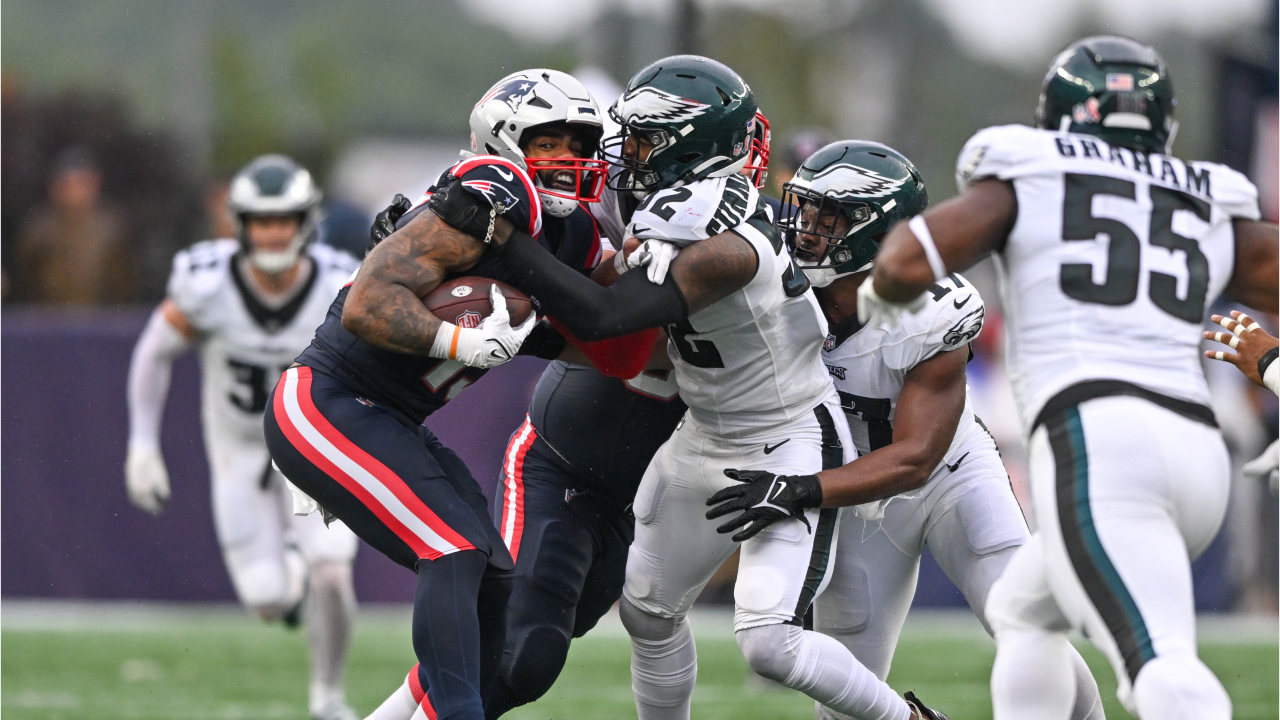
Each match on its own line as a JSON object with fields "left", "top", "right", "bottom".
{"left": 528, "top": 361, "right": 687, "bottom": 505}
{"left": 296, "top": 155, "right": 599, "bottom": 424}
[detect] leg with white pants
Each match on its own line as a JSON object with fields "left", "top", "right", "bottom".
{"left": 988, "top": 395, "right": 1231, "bottom": 720}
{"left": 815, "top": 432, "right": 1102, "bottom": 720}
{"left": 622, "top": 400, "right": 911, "bottom": 720}
{"left": 208, "top": 432, "right": 360, "bottom": 718}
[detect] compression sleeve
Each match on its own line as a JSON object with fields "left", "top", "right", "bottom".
{"left": 494, "top": 230, "right": 688, "bottom": 341}
{"left": 547, "top": 317, "right": 660, "bottom": 378}
{"left": 127, "top": 309, "right": 195, "bottom": 452}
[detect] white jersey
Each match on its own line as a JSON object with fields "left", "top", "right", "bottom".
{"left": 167, "top": 240, "right": 359, "bottom": 444}
{"left": 627, "top": 173, "right": 834, "bottom": 435}
{"left": 822, "top": 273, "right": 987, "bottom": 471}
{"left": 956, "top": 125, "right": 1261, "bottom": 431}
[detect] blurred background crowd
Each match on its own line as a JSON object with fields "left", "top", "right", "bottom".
{"left": 2, "top": 0, "right": 1277, "bottom": 612}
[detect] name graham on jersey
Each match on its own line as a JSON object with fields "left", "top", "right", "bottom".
{"left": 1053, "top": 136, "right": 1211, "bottom": 198}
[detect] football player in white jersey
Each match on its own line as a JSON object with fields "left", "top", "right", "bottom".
{"left": 125, "top": 155, "right": 363, "bottom": 720}
{"left": 858, "top": 36, "right": 1278, "bottom": 719}
{"left": 706, "top": 141, "right": 1103, "bottom": 720}
{"left": 445, "top": 55, "right": 942, "bottom": 720}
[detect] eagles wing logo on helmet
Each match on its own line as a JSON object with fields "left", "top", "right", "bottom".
{"left": 812, "top": 164, "right": 906, "bottom": 199}
{"left": 616, "top": 87, "right": 710, "bottom": 125}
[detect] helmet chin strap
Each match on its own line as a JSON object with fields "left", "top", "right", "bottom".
{"left": 800, "top": 261, "right": 872, "bottom": 288}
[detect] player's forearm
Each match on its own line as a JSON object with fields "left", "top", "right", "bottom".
{"left": 343, "top": 213, "right": 480, "bottom": 354}
{"left": 342, "top": 279, "right": 444, "bottom": 355}
{"left": 495, "top": 231, "right": 688, "bottom": 340}
{"left": 873, "top": 179, "right": 1017, "bottom": 303}
{"left": 127, "top": 309, "right": 193, "bottom": 450}
{"left": 816, "top": 441, "right": 940, "bottom": 507}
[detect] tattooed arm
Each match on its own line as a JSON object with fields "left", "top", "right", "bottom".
{"left": 341, "top": 210, "right": 488, "bottom": 354}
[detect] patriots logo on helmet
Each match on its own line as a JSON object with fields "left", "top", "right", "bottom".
{"left": 943, "top": 306, "right": 985, "bottom": 347}
{"left": 615, "top": 86, "right": 710, "bottom": 125}
{"left": 476, "top": 77, "right": 538, "bottom": 115}
{"left": 811, "top": 164, "right": 906, "bottom": 199}
{"left": 461, "top": 179, "right": 522, "bottom": 212}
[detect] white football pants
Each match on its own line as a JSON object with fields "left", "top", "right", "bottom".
{"left": 988, "top": 396, "right": 1231, "bottom": 719}
{"left": 815, "top": 430, "right": 1103, "bottom": 720}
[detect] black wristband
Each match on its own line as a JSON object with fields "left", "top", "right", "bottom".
{"left": 1258, "top": 347, "right": 1278, "bottom": 380}
{"left": 794, "top": 474, "right": 824, "bottom": 509}
{"left": 517, "top": 319, "right": 568, "bottom": 360}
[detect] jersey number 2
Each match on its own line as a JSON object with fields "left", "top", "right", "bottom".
{"left": 1060, "top": 173, "right": 1211, "bottom": 322}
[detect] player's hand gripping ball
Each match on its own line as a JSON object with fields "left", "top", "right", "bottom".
{"left": 425, "top": 278, "right": 536, "bottom": 369}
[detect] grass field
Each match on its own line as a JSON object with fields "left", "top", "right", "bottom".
{"left": 3, "top": 601, "right": 1276, "bottom": 720}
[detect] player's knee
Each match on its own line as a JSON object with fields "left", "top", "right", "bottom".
{"left": 307, "top": 560, "right": 351, "bottom": 593}
{"left": 735, "top": 623, "right": 801, "bottom": 684}
{"left": 502, "top": 623, "right": 572, "bottom": 703}
{"left": 619, "top": 597, "right": 681, "bottom": 642}
{"left": 1133, "top": 654, "right": 1231, "bottom": 720}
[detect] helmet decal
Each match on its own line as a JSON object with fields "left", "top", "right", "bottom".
{"left": 616, "top": 86, "right": 710, "bottom": 125}
{"left": 807, "top": 163, "right": 906, "bottom": 199}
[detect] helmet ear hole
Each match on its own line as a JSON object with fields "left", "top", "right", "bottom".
{"left": 676, "top": 152, "right": 701, "bottom": 164}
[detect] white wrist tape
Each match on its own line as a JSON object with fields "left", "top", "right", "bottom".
{"left": 908, "top": 215, "right": 948, "bottom": 282}
{"left": 1265, "top": 359, "right": 1279, "bottom": 397}
{"left": 429, "top": 321, "right": 483, "bottom": 365}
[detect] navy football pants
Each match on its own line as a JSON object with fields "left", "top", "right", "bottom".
{"left": 265, "top": 366, "right": 513, "bottom": 720}
{"left": 486, "top": 418, "right": 634, "bottom": 718}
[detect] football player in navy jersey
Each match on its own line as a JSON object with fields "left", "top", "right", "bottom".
{"left": 264, "top": 70, "right": 611, "bottom": 720}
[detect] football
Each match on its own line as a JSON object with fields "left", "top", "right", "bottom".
{"left": 423, "top": 277, "right": 533, "bottom": 329}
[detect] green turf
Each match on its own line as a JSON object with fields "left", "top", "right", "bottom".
{"left": 3, "top": 611, "right": 1276, "bottom": 720}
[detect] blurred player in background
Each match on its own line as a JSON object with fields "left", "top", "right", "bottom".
{"left": 705, "top": 140, "right": 1103, "bottom": 720}
{"left": 125, "top": 154, "right": 362, "bottom": 720}
{"left": 860, "top": 35, "right": 1279, "bottom": 719}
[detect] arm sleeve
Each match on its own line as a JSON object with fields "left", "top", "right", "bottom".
{"left": 127, "top": 309, "right": 195, "bottom": 452}
{"left": 494, "top": 230, "right": 688, "bottom": 341}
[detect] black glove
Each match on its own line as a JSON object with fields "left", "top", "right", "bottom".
{"left": 705, "top": 469, "right": 823, "bottom": 542}
{"left": 367, "top": 193, "right": 413, "bottom": 256}
{"left": 517, "top": 318, "right": 568, "bottom": 359}
{"left": 426, "top": 176, "right": 503, "bottom": 242}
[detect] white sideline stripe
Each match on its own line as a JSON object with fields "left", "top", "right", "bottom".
{"left": 281, "top": 369, "right": 460, "bottom": 555}
{"left": 501, "top": 420, "right": 534, "bottom": 546}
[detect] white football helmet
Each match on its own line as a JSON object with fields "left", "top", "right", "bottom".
{"left": 469, "top": 69, "right": 606, "bottom": 218}
{"left": 228, "top": 154, "right": 322, "bottom": 273}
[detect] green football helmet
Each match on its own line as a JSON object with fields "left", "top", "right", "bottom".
{"left": 780, "top": 140, "right": 927, "bottom": 287}
{"left": 605, "top": 55, "right": 757, "bottom": 195}
{"left": 1035, "top": 35, "right": 1177, "bottom": 154}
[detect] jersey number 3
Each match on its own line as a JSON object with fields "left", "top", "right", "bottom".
{"left": 1060, "top": 173, "right": 1210, "bottom": 322}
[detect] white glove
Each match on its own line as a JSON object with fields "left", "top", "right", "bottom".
{"left": 617, "top": 239, "right": 680, "bottom": 284}
{"left": 1243, "top": 438, "right": 1280, "bottom": 493}
{"left": 430, "top": 285, "right": 536, "bottom": 369}
{"left": 856, "top": 276, "right": 926, "bottom": 329}
{"left": 126, "top": 444, "right": 171, "bottom": 514}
